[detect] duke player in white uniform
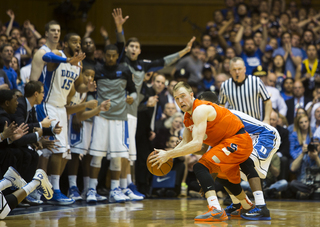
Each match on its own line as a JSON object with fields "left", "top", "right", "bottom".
{"left": 32, "top": 33, "right": 95, "bottom": 205}
{"left": 198, "top": 91, "right": 280, "bottom": 221}
{"left": 66, "top": 66, "right": 110, "bottom": 203}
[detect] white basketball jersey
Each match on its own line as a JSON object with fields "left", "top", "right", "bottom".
{"left": 43, "top": 51, "right": 80, "bottom": 107}
{"left": 70, "top": 91, "right": 87, "bottom": 106}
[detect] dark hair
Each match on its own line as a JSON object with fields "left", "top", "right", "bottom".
{"left": 281, "top": 77, "right": 294, "bottom": 91}
{"left": 64, "top": 33, "right": 79, "bottom": 43}
{"left": 45, "top": 20, "right": 60, "bottom": 32}
{"left": 272, "top": 54, "right": 286, "bottom": 73}
{"left": 198, "top": 91, "right": 219, "bottom": 104}
{"left": 0, "top": 34, "right": 8, "bottom": 39}
{"left": 9, "top": 27, "right": 20, "bottom": 37}
{"left": 192, "top": 41, "right": 201, "bottom": 49}
{"left": 24, "top": 81, "right": 43, "bottom": 98}
{"left": 0, "top": 90, "right": 15, "bottom": 105}
{"left": 32, "top": 46, "right": 41, "bottom": 56}
{"left": 281, "top": 32, "right": 292, "bottom": 42}
{"left": 10, "top": 37, "right": 18, "bottom": 43}
{"left": 83, "top": 64, "right": 95, "bottom": 72}
{"left": 303, "top": 29, "right": 315, "bottom": 42}
{"left": 36, "top": 37, "right": 46, "bottom": 46}
{"left": 0, "top": 43, "right": 12, "bottom": 53}
{"left": 104, "top": 44, "right": 119, "bottom": 53}
{"left": 126, "top": 37, "right": 140, "bottom": 47}
{"left": 82, "top": 37, "right": 95, "bottom": 46}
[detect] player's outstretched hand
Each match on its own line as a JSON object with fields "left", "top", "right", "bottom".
{"left": 185, "top": 36, "right": 196, "bottom": 52}
{"left": 149, "top": 149, "right": 169, "bottom": 169}
{"left": 112, "top": 8, "right": 129, "bottom": 26}
{"left": 10, "top": 123, "right": 29, "bottom": 141}
{"left": 68, "top": 52, "right": 86, "bottom": 67}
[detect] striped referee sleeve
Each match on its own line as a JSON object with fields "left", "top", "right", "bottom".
{"left": 257, "top": 77, "right": 271, "bottom": 101}
{"left": 219, "top": 81, "right": 227, "bottom": 105}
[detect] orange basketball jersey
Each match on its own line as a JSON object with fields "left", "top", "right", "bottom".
{"left": 184, "top": 99, "right": 244, "bottom": 147}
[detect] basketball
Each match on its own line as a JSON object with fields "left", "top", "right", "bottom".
{"left": 146, "top": 151, "right": 173, "bottom": 176}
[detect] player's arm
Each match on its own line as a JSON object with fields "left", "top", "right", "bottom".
{"left": 194, "top": 144, "right": 210, "bottom": 155}
{"left": 30, "top": 49, "right": 46, "bottom": 81}
{"left": 151, "top": 105, "right": 216, "bottom": 167}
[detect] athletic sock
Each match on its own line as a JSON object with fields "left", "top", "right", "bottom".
{"left": 239, "top": 195, "right": 253, "bottom": 209}
{"left": 127, "top": 174, "right": 132, "bottom": 185}
{"left": 0, "top": 179, "right": 12, "bottom": 191}
{"left": 110, "top": 180, "right": 120, "bottom": 191}
{"left": 22, "top": 180, "right": 40, "bottom": 195}
{"left": 68, "top": 175, "right": 77, "bottom": 188}
{"left": 51, "top": 175, "right": 60, "bottom": 191}
{"left": 89, "top": 178, "right": 98, "bottom": 190}
{"left": 253, "top": 190, "right": 266, "bottom": 206}
{"left": 207, "top": 195, "right": 221, "bottom": 210}
{"left": 120, "top": 178, "right": 127, "bottom": 189}
{"left": 230, "top": 194, "right": 241, "bottom": 205}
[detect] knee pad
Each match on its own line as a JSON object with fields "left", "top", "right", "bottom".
{"left": 193, "top": 162, "right": 215, "bottom": 194}
{"left": 240, "top": 158, "right": 259, "bottom": 179}
{"left": 109, "top": 157, "right": 121, "bottom": 171}
{"left": 90, "top": 156, "right": 103, "bottom": 168}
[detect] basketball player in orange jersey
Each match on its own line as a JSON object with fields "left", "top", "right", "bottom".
{"left": 150, "top": 82, "right": 254, "bottom": 222}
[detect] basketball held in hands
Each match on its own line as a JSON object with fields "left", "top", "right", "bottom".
{"left": 147, "top": 151, "right": 173, "bottom": 176}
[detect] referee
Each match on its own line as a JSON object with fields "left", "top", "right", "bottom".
{"left": 219, "top": 57, "right": 272, "bottom": 123}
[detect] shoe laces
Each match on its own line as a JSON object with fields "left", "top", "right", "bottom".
{"left": 87, "top": 189, "right": 95, "bottom": 196}
{"left": 225, "top": 203, "right": 234, "bottom": 210}
{"left": 248, "top": 207, "right": 261, "bottom": 214}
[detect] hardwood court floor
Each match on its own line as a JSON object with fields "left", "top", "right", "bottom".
{"left": 4, "top": 198, "right": 320, "bottom": 227}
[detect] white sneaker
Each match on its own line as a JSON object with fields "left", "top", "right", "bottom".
{"left": 86, "top": 188, "right": 97, "bottom": 203}
{"left": 109, "top": 187, "right": 126, "bottom": 203}
{"left": 3, "top": 167, "right": 26, "bottom": 189}
{"left": 122, "top": 188, "right": 144, "bottom": 201}
{"left": 95, "top": 192, "right": 107, "bottom": 202}
{"left": 33, "top": 169, "right": 53, "bottom": 200}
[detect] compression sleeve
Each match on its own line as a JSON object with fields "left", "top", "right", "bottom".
{"left": 42, "top": 52, "right": 67, "bottom": 63}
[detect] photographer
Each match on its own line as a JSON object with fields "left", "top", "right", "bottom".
{"left": 289, "top": 137, "right": 320, "bottom": 199}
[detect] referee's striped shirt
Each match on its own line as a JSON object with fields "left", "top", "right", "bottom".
{"left": 219, "top": 75, "right": 270, "bottom": 120}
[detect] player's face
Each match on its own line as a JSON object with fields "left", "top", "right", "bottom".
{"left": 46, "top": 24, "right": 60, "bottom": 44}
{"left": 66, "top": 35, "right": 81, "bottom": 56}
{"left": 230, "top": 60, "right": 246, "bottom": 83}
{"left": 82, "top": 37, "right": 96, "bottom": 54}
{"left": 125, "top": 42, "right": 141, "bottom": 61}
{"left": 105, "top": 50, "right": 119, "bottom": 66}
{"left": 82, "top": 69, "right": 95, "bottom": 85}
{"left": 174, "top": 87, "right": 194, "bottom": 113}
{"left": 152, "top": 75, "right": 166, "bottom": 94}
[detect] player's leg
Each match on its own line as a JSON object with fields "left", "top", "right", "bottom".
{"left": 67, "top": 153, "right": 82, "bottom": 201}
{"left": 192, "top": 162, "right": 228, "bottom": 222}
{"left": 81, "top": 154, "right": 91, "bottom": 198}
{"left": 120, "top": 158, "right": 143, "bottom": 201}
{"left": 126, "top": 114, "right": 145, "bottom": 198}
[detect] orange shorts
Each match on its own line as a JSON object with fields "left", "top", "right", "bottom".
{"left": 198, "top": 132, "right": 253, "bottom": 184}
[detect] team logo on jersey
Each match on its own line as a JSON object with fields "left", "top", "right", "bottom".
{"left": 227, "top": 143, "right": 238, "bottom": 153}
{"left": 116, "top": 71, "right": 122, "bottom": 77}
{"left": 61, "top": 70, "right": 78, "bottom": 80}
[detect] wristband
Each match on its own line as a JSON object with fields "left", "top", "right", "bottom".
{"left": 42, "top": 52, "right": 67, "bottom": 63}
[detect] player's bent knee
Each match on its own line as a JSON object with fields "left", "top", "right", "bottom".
{"left": 109, "top": 157, "right": 121, "bottom": 171}
{"left": 90, "top": 156, "right": 103, "bottom": 168}
{"left": 240, "top": 158, "right": 259, "bottom": 179}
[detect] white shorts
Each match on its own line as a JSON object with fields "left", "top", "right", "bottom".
{"left": 0, "top": 192, "right": 10, "bottom": 220}
{"left": 70, "top": 119, "right": 93, "bottom": 155}
{"left": 89, "top": 116, "right": 129, "bottom": 159}
{"left": 36, "top": 102, "right": 69, "bottom": 155}
{"left": 127, "top": 114, "right": 137, "bottom": 161}
{"left": 242, "top": 130, "right": 281, "bottom": 180}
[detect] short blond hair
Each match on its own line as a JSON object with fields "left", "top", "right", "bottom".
{"left": 173, "top": 81, "right": 193, "bottom": 94}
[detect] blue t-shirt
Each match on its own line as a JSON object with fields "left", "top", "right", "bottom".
{"left": 2, "top": 66, "right": 17, "bottom": 89}
{"left": 240, "top": 48, "right": 263, "bottom": 75}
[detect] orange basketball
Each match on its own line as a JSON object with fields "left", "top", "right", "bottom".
{"left": 146, "top": 151, "right": 173, "bottom": 176}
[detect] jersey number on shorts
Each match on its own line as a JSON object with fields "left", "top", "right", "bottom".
{"left": 61, "top": 79, "right": 72, "bottom": 90}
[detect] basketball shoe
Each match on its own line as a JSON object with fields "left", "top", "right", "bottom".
{"left": 230, "top": 204, "right": 255, "bottom": 217}
{"left": 194, "top": 206, "right": 228, "bottom": 222}
{"left": 224, "top": 203, "right": 241, "bottom": 216}
{"left": 127, "top": 183, "right": 145, "bottom": 198}
{"left": 3, "top": 166, "right": 25, "bottom": 189}
{"left": 240, "top": 205, "right": 271, "bottom": 220}
{"left": 122, "top": 188, "right": 144, "bottom": 201}
{"left": 33, "top": 169, "right": 54, "bottom": 200}
{"left": 68, "top": 186, "right": 82, "bottom": 201}
{"left": 48, "top": 190, "right": 75, "bottom": 205}
{"left": 109, "top": 187, "right": 126, "bottom": 203}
